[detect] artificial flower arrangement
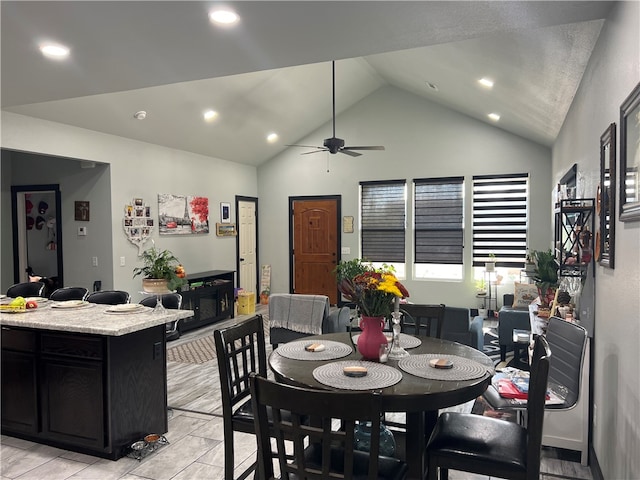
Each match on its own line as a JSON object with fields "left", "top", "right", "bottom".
{"left": 335, "top": 258, "right": 409, "bottom": 317}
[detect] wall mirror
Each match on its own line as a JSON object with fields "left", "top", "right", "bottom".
{"left": 599, "top": 123, "right": 616, "bottom": 268}
{"left": 619, "top": 82, "right": 640, "bottom": 222}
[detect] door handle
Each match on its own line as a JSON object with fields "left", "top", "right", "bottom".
{"left": 240, "top": 258, "right": 245, "bottom": 262}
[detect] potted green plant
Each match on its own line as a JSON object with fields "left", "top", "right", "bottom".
{"left": 133, "top": 246, "right": 187, "bottom": 292}
{"left": 531, "top": 249, "right": 560, "bottom": 308}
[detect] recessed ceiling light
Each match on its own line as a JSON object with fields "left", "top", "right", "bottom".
{"left": 209, "top": 9, "right": 239, "bottom": 25}
{"left": 40, "top": 43, "right": 70, "bottom": 59}
{"left": 203, "top": 110, "right": 218, "bottom": 122}
{"left": 488, "top": 113, "right": 501, "bottom": 121}
{"left": 478, "top": 78, "right": 494, "bottom": 89}
{"left": 425, "top": 81, "right": 439, "bottom": 92}
{"left": 133, "top": 111, "right": 147, "bottom": 120}
{"left": 266, "top": 133, "right": 278, "bottom": 143}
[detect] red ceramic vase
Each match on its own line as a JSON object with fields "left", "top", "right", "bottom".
{"left": 357, "top": 316, "right": 388, "bottom": 360}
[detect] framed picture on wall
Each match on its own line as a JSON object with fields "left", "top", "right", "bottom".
{"left": 599, "top": 123, "right": 616, "bottom": 268}
{"left": 74, "top": 201, "right": 90, "bottom": 221}
{"left": 619, "top": 82, "right": 640, "bottom": 222}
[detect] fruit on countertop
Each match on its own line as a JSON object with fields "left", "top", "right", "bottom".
{"left": 9, "top": 296, "right": 26, "bottom": 307}
{"left": 25, "top": 300, "right": 38, "bottom": 309}
{"left": 175, "top": 264, "right": 186, "bottom": 279}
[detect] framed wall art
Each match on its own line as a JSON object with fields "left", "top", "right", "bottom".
{"left": 74, "top": 201, "right": 90, "bottom": 221}
{"left": 216, "top": 223, "right": 236, "bottom": 237}
{"left": 220, "top": 202, "right": 231, "bottom": 223}
{"left": 158, "top": 193, "right": 209, "bottom": 235}
{"left": 619, "top": 82, "right": 640, "bottom": 222}
{"left": 599, "top": 123, "right": 615, "bottom": 268}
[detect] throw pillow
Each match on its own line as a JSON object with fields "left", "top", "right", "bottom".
{"left": 512, "top": 282, "right": 538, "bottom": 308}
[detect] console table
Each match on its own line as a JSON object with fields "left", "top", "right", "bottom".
{"left": 177, "top": 270, "right": 234, "bottom": 333}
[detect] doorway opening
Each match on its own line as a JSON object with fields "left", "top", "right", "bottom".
{"left": 11, "top": 184, "right": 63, "bottom": 294}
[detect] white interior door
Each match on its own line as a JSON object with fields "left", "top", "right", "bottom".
{"left": 238, "top": 199, "right": 257, "bottom": 294}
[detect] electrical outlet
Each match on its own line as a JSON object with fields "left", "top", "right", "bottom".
{"left": 341, "top": 247, "right": 351, "bottom": 254}
{"left": 92, "top": 256, "right": 98, "bottom": 267}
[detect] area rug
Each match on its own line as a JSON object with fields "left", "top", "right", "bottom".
{"left": 167, "top": 336, "right": 216, "bottom": 364}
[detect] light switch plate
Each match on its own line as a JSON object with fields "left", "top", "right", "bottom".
{"left": 341, "top": 247, "right": 351, "bottom": 254}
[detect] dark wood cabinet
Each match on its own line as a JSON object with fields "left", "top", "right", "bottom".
{"left": 1, "top": 325, "right": 167, "bottom": 460}
{"left": 178, "top": 270, "right": 234, "bottom": 333}
{"left": 1, "top": 328, "right": 38, "bottom": 434}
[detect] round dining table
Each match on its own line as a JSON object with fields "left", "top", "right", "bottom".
{"left": 268, "top": 332, "right": 495, "bottom": 480}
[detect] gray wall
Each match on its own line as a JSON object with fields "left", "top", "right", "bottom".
{"left": 258, "top": 85, "right": 552, "bottom": 307}
{"left": 1, "top": 114, "right": 258, "bottom": 301}
{"left": 553, "top": 2, "right": 639, "bottom": 478}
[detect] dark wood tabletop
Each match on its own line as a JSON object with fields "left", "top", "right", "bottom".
{"left": 268, "top": 332, "right": 494, "bottom": 479}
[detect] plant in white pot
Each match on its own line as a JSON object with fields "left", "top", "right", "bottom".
{"left": 133, "top": 246, "right": 187, "bottom": 292}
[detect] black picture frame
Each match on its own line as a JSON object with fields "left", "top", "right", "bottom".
{"left": 619, "top": 82, "right": 640, "bottom": 222}
{"left": 599, "top": 123, "right": 616, "bottom": 268}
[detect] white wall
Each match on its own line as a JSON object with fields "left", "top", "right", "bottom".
{"left": 258, "top": 85, "right": 552, "bottom": 307}
{"left": 553, "top": 2, "right": 639, "bottom": 478}
{"left": 1, "top": 112, "right": 258, "bottom": 301}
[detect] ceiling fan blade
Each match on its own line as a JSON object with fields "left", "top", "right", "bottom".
{"left": 301, "top": 149, "right": 328, "bottom": 155}
{"left": 285, "top": 144, "right": 323, "bottom": 149}
{"left": 342, "top": 146, "right": 386, "bottom": 151}
{"left": 340, "top": 149, "right": 362, "bottom": 157}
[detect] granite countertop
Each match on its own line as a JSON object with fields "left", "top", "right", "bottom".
{"left": 0, "top": 301, "right": 194, "bottom": 336}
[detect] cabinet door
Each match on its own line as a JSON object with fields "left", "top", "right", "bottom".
{"left": 1, "top": 349, "right": 38, "bottom": 433}
{"left": 41, "top": 357, "right": 105, "bottom": 448}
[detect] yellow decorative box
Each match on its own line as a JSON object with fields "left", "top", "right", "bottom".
{"left": 237, "top": 292, "right": 255, "bottom": 314}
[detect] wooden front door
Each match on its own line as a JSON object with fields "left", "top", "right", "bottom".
{"left": 291, "top": 197, "right": 340, "bottom": 304}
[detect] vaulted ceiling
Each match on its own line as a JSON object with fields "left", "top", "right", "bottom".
{"left": 1, "top": 1, "right": 613, "bottom": 166}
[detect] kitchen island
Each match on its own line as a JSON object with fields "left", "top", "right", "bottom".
{"left": 1, "top": 302, "right": 193, "bottom": 460}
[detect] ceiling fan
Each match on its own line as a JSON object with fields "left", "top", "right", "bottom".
{"left": 286, "top": 61, "right": 385, "bottom": 157}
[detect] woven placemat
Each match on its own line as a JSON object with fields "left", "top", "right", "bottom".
{"left": 275, "top": 340, "right": 352, "bottom": 361}
{"left": 313, "top": 361, "right": 402, "bottom": 390}
{"left": 352, "top": 333, "right": 421, "bottom": 349}
{"left": 398, "top": 354, "right": 489, "bottom": 381}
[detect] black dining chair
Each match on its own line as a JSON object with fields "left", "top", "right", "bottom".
{"left": 400, "top": 303, "right": 446, "bottom": 338}
{"left": 49, "top": 286, "right": 89, "bottom": 302}
{"left": 250, "top": 373, "right": 408, "bottom": 480}
{"left": 426, "top": 334, "right": 551, "bottom": 480}
{"left": 140, "top": 293, "right": 183, "bottom": 340}
{"left": 6, "top": 281, "right": 45, "bottom": 298}
{"left": 85, "top": 290, "right": 130, "bottom": 305}
{"left": 213, "top": 315, "right": 267, "bottom": 480}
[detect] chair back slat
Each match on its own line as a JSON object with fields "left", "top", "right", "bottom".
{"left": 6, "top": 282, "right": 45, "bottom": 298}
{"left": 49, "top": 287, "right": 89, "bottom": 302}
{"left": 400, "top": 304, "right": 446, "bottom": 338}
{"left": 546, "top": 316, "right": 587, "bottom": 407}
{"left": 250, "top": 374, "right": 405, "bottom": 480}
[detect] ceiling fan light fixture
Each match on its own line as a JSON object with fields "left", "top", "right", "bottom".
{"left": 133, "top": 110, "right": 147, "bottom": 120}
{"left": 266, "top": 133, "right": 278, "bottom": 143}
{"left": 488, "top": 112, "right": 501, "bottom": 121}
{"left": 209, "top": 9, "right": 239, "bottom": 25}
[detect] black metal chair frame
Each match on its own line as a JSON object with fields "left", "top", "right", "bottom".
{"left": 49, "top": 286, "right": 89, "bottom": 302}
{"left": 250, "top": 373, "right": 408, "bottom": 480}
{"left": 6, "top": 281, "right": 45, "bottom": 298}
{"left": 140, "top": 293, "right": 183, "bottom": 340}
{"left": 426, "top": 335, "right": 551, "bottom": 480}
{"left": 213, "top": 315, "right": 267, "bottom": 480}
{"left": 85, "top": 290, "right": 130, "bottom": 305}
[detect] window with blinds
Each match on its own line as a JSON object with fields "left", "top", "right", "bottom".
{"left": 360, "top": 180, "right": 406, "bottom": 263}
{"left": 472, "top": 173, "right": 529, "bottom": 268}
{"left": 414, "top": 177, "right": 464, "bottom": 265}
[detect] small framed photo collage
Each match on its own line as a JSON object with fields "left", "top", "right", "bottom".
{"left": 123, "top": 198, "right": 153, "bottom": 248}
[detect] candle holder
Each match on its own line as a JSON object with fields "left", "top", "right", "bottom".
{"left": 387, "top": 311, "right": 409, "bottom": 359}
